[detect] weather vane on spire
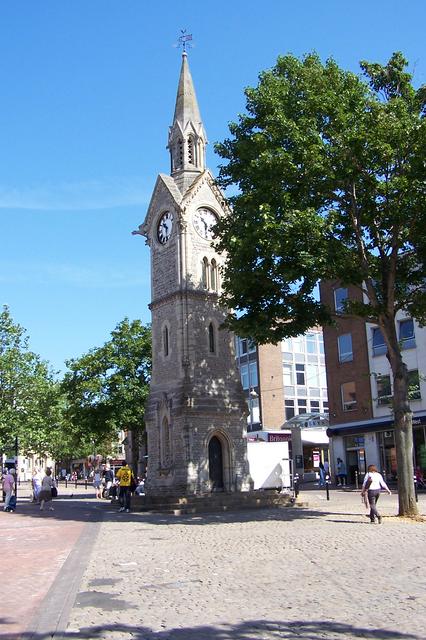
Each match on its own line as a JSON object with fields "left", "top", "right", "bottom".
{"left": 176, "top": 29, "right": 193, "bottom": 53}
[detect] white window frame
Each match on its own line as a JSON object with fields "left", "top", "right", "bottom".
{"left": 334, "top": 287, "right": 348, "bottom": 313}
{"left": 338, "top": 333, "right": 353, "bottom": 363}
{"left": 341, "top": 381, "right": 357, "bottom": 411}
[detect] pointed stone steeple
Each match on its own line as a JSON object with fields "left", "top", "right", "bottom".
{"left": 168, "top": 52, "right": 207, "bottom": 192}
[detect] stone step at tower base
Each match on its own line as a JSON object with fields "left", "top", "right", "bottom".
{"left": 132, "top": 490, "right": 296, "bottom": 515}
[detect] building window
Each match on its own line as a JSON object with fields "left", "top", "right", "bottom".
{"left": 306, "top": 333, "right": 317, "bottom": 354}
{"left": 372, "top": 327, "right": 387, "bottom": 356}
{"left": 341, "top": 381, "right": 357, "bottom": 411}
{"left": 240, "top": 364, "right": 249, "bottom": 389}
{"left": 296, "top": 363, "right": 305, "bottom": 385}
{"left": 338, "top": 333, "right": 353, "bottom": 363}
{"left": 177, "top": 139, "right": 183, "bottom": 168}
{"left": 210, "top": 259, "right": 217, "bottom": 291}
{"left": 298, "top": 399, "right": 307, "bottom": 414}
{"left": 247, "top": 395, "right": 260, "bottom": 430}
{"left": 376, "top": 374, "right": 392, "bottom": 405}
{"left": 283, "top": 363, "right": 293, "bottom": 386}
{"left": 399, "top": 318, "right": 415, "bottom": 350}
{"left": 208, "top": 323, "right": 215, "bottom": 354}
{"left": 163, "top": 325, "right": 169, "bottom": 357}
{"left": 249, "top": 361, "right": 258, "bottom": 387}
{"left": 247, "top": 339, "right": 256, "bottom": 354}
{"left": 408, "top": 369, "right": 421, "bottom": 400}
{"left": 240, "top": 339, "right": 248, "bottom": 355}
{"left": 282, "top": 337, "right": 292, "bottom": 352}
{"left": 310, "top": 400, "right": 320, "bottom": 413}
{"left": 285, "top": 400, "right": 295, "bottom": 420}
{"left": 307, "top": 363, "right": 320, "bottom": 388}
{"left": 188, "top": 136, "right": 194, "bottom": 164}
{"left": 201, "top": 257, "right": 208, "bottom": 288}
{"left": 293, "top": 336, "right": 304, "bottom": 354}
{"left": 334, "top": 287, "right": 348, "bottom": 313}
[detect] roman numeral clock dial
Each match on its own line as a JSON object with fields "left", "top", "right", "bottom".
{"left": 193, "top": 207, "right": 218, "bottom": 240}
{"left": 157, "top": 211, "right": 174, "bottom": 244}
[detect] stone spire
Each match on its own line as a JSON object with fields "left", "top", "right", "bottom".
{"left": 168, "top": 52, "right": 207, "bottom": 192}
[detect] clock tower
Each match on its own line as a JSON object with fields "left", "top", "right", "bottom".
{"left": 134, "top": 52, "right": 252, "bottom": 495}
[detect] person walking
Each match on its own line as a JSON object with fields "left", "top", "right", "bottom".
{"left": 93, "top": 467, "right": 102, "bottom": 499}
{"left": 318, "top": 461, "right": 326, "bottom": 487}
{"left": 2, "top": 468, "right": 15, "bottom": 512}
{"left": 116, "top": 461, "right": 136, "bottom": 513}
{"left": 336, "top": 458, "right": 347, "bottom": 487}
{"left": 361, "top": 464, "right": 391, "bottom": 524}
{"left": 39, "top": 468, "right": 56, "bottom": 512}
{"left": 103, "top": 463, "right": 114, "bottom": 498}
{"left": 32, "top": 468, "right": 43, "bottom": 502}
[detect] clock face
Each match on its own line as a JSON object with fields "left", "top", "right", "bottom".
{"left": 193, "top": 208, "right": 218, "bottom": 240}
{"left": 157, "top": 211, "right": 173, "bottom": 245}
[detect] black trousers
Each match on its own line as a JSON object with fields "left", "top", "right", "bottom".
{"left": 119, "top": 486, "right": 131, "bottom": 510}
{"left": 368, "top": 489, "right": 381, "bottom": 521}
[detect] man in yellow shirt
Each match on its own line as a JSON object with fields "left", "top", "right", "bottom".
{"left": 116, "top": 462, "right": 136, "bottom": 512}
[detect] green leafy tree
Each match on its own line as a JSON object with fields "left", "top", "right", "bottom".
{"left": 215, "top": 52, "right": 426, "bottom": 516}
{"left": 61, "top": 318, "right": 151, "bottom": 467}
{"left": 0, "top": 305, "right": 61, "bottom": 458}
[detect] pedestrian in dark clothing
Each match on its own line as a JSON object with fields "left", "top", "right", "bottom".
{"left": 318, "top": 461, "right": 326, "bottom": 487}
{"left": 116, "top": 462, "right": 136, "bottom": 513}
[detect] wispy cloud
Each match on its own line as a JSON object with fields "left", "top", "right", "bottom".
{"left": 0, "top": 262, "right": 150, "bottom": 289}
{"left": 0, "top": 177, "right": 150, "bottom": 211}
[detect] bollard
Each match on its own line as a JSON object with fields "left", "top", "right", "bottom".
{"left": 85, "top": 479, "right": 88, "bottom": 490}
{"left": 414, "top": 475, "right": 418, "bottom": 503}
{"left": 354, "top": 470, "right": 359, "bottom": 490}
{"left": 75, "top": 479, "right": 78, "bottom": 489}
{"left": 325, "top": 474, "right": 330, "bottom": 500}
{"left": 65, "top": 478, "right": 68, "bottom": 488}
{"left": 294, "top": 473, "right": 299, "bottom": 499}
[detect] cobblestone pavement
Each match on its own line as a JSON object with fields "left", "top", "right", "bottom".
{"left": 5, "top": 487, "right": 426, "bottom": 640}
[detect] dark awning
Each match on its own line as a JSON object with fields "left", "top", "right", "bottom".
{"left": 327, "top": 413, "right": 426, "bottom": 437}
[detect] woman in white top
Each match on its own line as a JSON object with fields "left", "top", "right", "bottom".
{"left": 361, "top": 464, "right": 391, "bottom": 524}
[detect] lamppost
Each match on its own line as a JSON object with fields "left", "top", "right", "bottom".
{"left": 249, "top": 387, "right": 258, "bottom": 432}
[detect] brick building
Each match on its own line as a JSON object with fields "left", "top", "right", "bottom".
{"left": 320, "top": 280, "right": 426, "bottom": 484}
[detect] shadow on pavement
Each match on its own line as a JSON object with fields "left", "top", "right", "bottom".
{"left": 0, "top": 618, "right": 421, "bottom": 639}
{"left": 2, "top": 496, "right": 330, "bottom": 526}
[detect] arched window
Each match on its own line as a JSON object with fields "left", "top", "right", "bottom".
{"left": 209, "top": 322, "right": 215, "bottom": 354}
{"left": 202, "top": 257, "right": 209, "bottom": 288}
{"left": 176, "top": 139, "right": 183, "bottom": 169}
{"left": 211, "top": 259, "right": 217, "bottom": 291}
{"left": 188, "top": 136, "right": 194, "bottom": 164}
{"left": 163, "top": 325, "right": 169, "bottom": 357}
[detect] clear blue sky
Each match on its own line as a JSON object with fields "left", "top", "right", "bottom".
{"left": 1, "top": 1, "right": 425, "bottom": 374}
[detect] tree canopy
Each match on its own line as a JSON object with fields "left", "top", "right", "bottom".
{"left": 0, "top": 305, "right": 62, "bottom": 458}
{"left": 215, "top": 52, "right": 426, "bottom": 516}
{"left": 61, "top": 318, "right": 152, "bottom": 456}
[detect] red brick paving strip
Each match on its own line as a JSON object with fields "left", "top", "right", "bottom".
{"left": 0, "top": 509, "right": 85, "bottom": 638}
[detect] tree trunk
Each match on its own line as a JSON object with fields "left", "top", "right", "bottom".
{"left": 387, "top": 332, "right": 418, "bottom": 517}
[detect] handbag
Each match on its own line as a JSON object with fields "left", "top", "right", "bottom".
{"left": 361, "top": 475, "right": 372, "bottom": 496}
{"left": 51, "top": 486, "right": 58, "bottom": 498}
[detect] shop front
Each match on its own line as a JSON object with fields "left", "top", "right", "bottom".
{"left": 344, "top": 435, "right": 366, "bottom": 484}
{"left": 327, "top": 413, "right": 426, "bottom": 484}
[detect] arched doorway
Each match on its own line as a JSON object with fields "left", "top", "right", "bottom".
{"left": 208, "top": 436, "right": 224, "bottom": 491}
